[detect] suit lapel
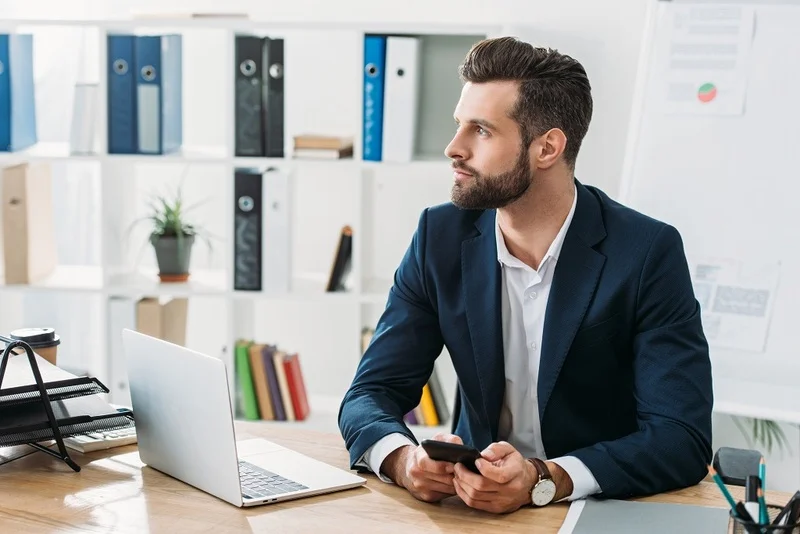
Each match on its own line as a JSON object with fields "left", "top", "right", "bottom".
{"left": 462, "top": 210, "right": 505, "bottom": 443}
{"left": 538, "top": 182, "right": 607, "bottom": 421}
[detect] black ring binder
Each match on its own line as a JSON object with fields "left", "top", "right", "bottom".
{"left": 0, "top": 334, "right": 134, "bottom": 473}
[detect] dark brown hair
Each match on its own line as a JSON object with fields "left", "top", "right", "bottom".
{"left": 458, "top": 36, "right": 593, "bottom": 168}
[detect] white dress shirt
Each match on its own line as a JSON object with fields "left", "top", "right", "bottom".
{"left": 355, "top": 185, "right": 601, "bottom": 501}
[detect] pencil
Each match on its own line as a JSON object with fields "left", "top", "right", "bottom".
{"left": 708, "top": 465, "right": 739, "bottom": 514}
{"left": 760, "top": 456, "right": 768, "bottom": 524}
{"left": 758, "top": 487, "right": 768, "bottom": 525}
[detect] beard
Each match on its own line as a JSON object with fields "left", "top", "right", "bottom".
{"left": 450, "top": 147, "right": 531, "bottom": 210}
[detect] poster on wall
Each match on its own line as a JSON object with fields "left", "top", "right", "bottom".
{"left": 689, "top": 257, "right": 780, "bottom": 353}
{"left": 653, "top": 4, "right": 755, "bottom": 116}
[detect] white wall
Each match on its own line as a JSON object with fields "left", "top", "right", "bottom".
{"left": 4, "top": 0, "right": 797, "bottom": 492}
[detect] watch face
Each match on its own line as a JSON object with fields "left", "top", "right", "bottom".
{"left": 531, "top": 479, "right": 557, "bottom": 506}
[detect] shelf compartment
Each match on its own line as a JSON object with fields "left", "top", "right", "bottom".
{"left": 0, "top": 265, "right": 104, "bottom": 294}
{"left": 414, "top": 33, "right": 488, "bottom": 161}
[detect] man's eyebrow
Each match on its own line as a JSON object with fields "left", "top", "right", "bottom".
{"left": 454, "top": 117, "right": 499, "bottom": 131}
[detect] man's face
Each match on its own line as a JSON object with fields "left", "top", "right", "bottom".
{"left": 445, "top": 81, "right": 532, "bottom": 210}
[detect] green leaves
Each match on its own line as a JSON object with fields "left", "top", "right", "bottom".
{"left": 147, "top": 191, "right": 194, "bottom": 238}
{"left": 127, "top": 178, "right": 216, "bottom": 257}
{"left": 732, "top": 417, "right": 791, "bottom": 457}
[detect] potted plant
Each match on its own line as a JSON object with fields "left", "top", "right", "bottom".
{"left": 144, "top": 188, "right": 211, "bottom": 283}
{"left": 734, "top": 417, "right": 791, "bottom": 457}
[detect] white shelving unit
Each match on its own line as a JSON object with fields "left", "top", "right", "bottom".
{"left": 0, "top": 15, "right": 505, "bottom": 439}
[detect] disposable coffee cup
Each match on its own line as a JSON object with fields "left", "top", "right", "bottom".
{"left": 9, "top": 327, "right": 61, "bottom": 365}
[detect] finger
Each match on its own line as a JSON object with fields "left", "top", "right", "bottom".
{"left": 421, "top": 479, "right": 457, "bottom": 496}
{"left": 431, "top": 432, "right": 464, "bottom": 445}
{"left": 454, "top": 476, "right": 496, "bottom": 502}
{"left": 453, "top": 479, "right": 494, "bottom": 510}
{"left": 420, "top": 471, "right": 455, "bottom": 487}
{"left": 475, "top": 457, "right": 517, "bottom": 484}
{"left": 411, "top": 477, "right": 457, "bottom": 496}
{"left": 417, "top": 454, "right": 455, "bottom": 475}
{"left": 441, "top": 434, "right": 464, "bottom": 445}
{"left": 481, "top": 441, "right": 517, "bottom": 462}
{"left": 454, "top": 463, "right": 500, "bottom": 494}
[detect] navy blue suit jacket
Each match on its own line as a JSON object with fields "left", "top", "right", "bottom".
{"left": 338, "top": 180, "right": 713, "bottom": 499}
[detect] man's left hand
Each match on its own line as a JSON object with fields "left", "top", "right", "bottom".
{"left": 452, "top": 441, "right": 535, "bottom": 513}
{"left": 453, "top": 441, "right": 571, "bottom": 514}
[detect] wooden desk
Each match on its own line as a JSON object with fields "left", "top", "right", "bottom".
{"left": 0, "top": 422, "right": 791, "bottom": 533}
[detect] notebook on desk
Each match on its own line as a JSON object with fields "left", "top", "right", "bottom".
{"left": 558, "top": 498, "right": 730, "bottom": 534}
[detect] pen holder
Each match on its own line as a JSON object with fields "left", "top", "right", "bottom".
{"left": 730, "top": 504, "right": 800, "bottom": 533}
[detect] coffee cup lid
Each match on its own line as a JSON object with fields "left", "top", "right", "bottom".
{"left": 9, "top": 327, "right": 61, "bottom": 348}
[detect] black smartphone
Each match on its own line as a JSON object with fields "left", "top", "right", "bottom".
{"left": 420, "top": 439, "right": 482, "bottom": 474}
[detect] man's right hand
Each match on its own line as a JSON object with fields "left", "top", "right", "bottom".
{"left": 380, "top": 433, "right": 463, "bottom": 503}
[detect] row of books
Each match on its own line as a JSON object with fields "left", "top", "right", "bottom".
{"left": 360, "top": 327, "right": 451, "bottom": 427}
{"left": 292, "top": 134, "right": 354, "bottom": 160}
{"left": 235, "top": 339, "right": 310, "bottom": 422}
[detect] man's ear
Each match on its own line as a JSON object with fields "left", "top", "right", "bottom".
{"left": 534, "top": 128, "right": 567, "bottom": 170}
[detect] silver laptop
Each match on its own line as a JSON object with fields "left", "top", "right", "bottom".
{"left": 121, "top": 328, "right": 366, "bottom": 507}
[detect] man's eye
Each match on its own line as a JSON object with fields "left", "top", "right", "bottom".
{"left": 477, "top": 127, "right": 488, "bottom": 136}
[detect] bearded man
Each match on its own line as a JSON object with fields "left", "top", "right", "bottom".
{"left": 338, "top": 36, "right": 713, "bottom": 514}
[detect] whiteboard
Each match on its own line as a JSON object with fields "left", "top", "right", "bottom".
{"left": 619, "top": 0, "right": 800, "bottom": 423}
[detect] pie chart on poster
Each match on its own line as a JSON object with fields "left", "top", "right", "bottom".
{"left": 697, "top": 82, "right": 717, "bottom": 103}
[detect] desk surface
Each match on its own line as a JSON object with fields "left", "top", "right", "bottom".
{"left": 0, "top": 422, "right": 790, "bottom": 533}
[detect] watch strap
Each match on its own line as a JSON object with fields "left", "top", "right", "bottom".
{"left": 528, "top": 457, "right": 553, "bottom": 482}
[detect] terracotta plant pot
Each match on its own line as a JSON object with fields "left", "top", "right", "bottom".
{"left": 150, "top": 234, "right": 195, "bottom": 282}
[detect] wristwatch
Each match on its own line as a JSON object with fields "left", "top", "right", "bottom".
{"left": 527, "top": 458, "right": 557, "bottom": 506}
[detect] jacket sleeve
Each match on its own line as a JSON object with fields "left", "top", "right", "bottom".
{"left": 569, "top": 224, "right": 713, "bottom": 498}
{"left": 338, "top": 208, "right": 445, "bottom": 469}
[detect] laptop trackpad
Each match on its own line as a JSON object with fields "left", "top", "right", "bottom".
{"left": 236, "top": 438, "right": 285, "bottom": 458}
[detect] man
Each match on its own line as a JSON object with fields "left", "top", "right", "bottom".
{"left": 338, "top": 36, "right": 712, "bottom": 514}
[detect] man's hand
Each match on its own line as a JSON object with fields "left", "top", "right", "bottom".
{"left": 453, "top": 441, "right": 574, "bottom": 514}
{"left": 452, "top": 441, "right": 535, "bottom": 514}
{"left": 380, "top": 433, "right": 462, "bottom": 503}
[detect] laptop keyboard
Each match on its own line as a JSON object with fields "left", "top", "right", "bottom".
{"left": 239, "top": 461, "right": 309, "bottom": 500}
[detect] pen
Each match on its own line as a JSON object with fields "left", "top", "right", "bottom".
{"left": 744, "top": 476, "right": 761, "bottom": 525}
{"left": 708, "top": 465, "right": 739, "bottom": 514}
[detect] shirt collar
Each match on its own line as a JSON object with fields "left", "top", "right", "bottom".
{"left": 495, "top": 184, "right": 578, "bottom": 269}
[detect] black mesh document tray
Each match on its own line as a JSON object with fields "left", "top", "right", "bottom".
{"left": 0, "top": 376, "right": 109, "bottom": 409}
{"left": 0, "top": 335, "right": 133, "bottom": 472}
{"left": 0, "top": 394, "right": 134, "bottom": 448}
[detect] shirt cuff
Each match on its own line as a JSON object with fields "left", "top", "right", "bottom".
{"left": 354, "top": 433, "right": 416, "bottom": 484}
{"left": 549, "top": 455, "right": 602, "bottom": 501}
